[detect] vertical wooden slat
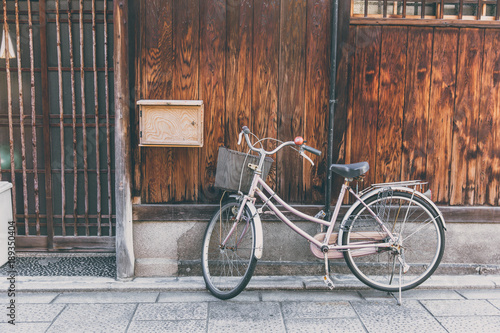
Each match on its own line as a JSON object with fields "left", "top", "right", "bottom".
{"left": 27, "top": 0, "right": 40, "bottom": 235}
{"left": 427, "top": 28, "right": 458, "bottom": 204}
{"left": 351, "top": 25, "right": 381, "bottom": 188}
{"left": 79, "top": 0, "right": 89, "bottom": 234}
{"left": 364, "top": 0, "right": 368, "bottom": 17}
{"left": 304, "top": 0, "right": 330, "bottom": 203}
{"left": 459, "top": 0, "right": 464, "bottom": 19}
{"left": 476, "top": 29, "right": 500, "bottom": 205}
{"left": 496, "top": 0, "right": 499, "bottom": 20}
{"left": 278, "top": 0, "right": 307, "bottom": 203}
{"left": 199, "top": 0, "right": 226, "bottom": 201}
{"left": 343, "top": 27, "right": 356, "bottom": 204}
{"left": 376, "top": 26, "right": 407, "bottom": 184}
{"left": 450, "top": 29, "right": 483, "bottom": 205}
{"left": 440, "top": 0, "right": 444, "bottom": 19}
{"left": 171, "top": 0, "right": 200, "bottom": 202}
{"left": 252, "top": 0, "right": 279, "bottom": 190}
{"left": 142, "top": 0, "right": 173, "bottom": 203}
{"left": 104, "top": 0, "right": 112, "bottom": 235}
{"left": 40, "top": 0, "right": 54, "bottom": 247}
{"left": 3, "top": 0, "right": 16, "bottom": 224}
{"left": 67, "top": 0, "right": 78, "bottom": 235}
{"left": 403, "top": 0, "right": 407, "bottom": 18}
{"left": 92, "top": 0, "right": 101, "bottom": 234}
{"left": 333, "top": 0, "right": 352, "bottom": 204}
{"left": 132, "top": 0, "right": 144, "bottom": 199}
{"left": 478, "top": 0, "right": 482, "bottom": 20}
{"left": 401, "top": 27, "right": 433, "bottom": 182}
{"left": 421, "top": 0, "right": 426, "bottom": 18}
{"left": 225, "top": 0, "right": 252, "bottom": 152}
{"left": 55, "top": 0, "right": 66, "bottom": 235}
{"left": 383, "top": 0, "right": 388, "bottom": 17}
{"left": 14, "top": 0, "right": 29, "bottom": 234}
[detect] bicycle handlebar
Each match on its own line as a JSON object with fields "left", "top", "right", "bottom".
{"left": 239, "top": 126, "right": 321, "bottom": 157}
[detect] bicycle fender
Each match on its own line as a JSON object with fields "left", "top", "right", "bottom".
{"left": 338, "top": 187, "right": 446, "bottom": 245}
{"left": 245, "top": 201, "right": 264, "bottom": 259}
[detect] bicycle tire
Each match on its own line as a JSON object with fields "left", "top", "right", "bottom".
{"left": 342, "top": 190, "right": 445, "bottom": 292}
{"left": 201, "top": 199, "right": 257, "bottom": 299}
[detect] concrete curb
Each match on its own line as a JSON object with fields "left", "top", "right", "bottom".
{"left": 1, "top": 275, "right": 499, "bottom": 293}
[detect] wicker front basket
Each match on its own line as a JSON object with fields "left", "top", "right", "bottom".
{"left": 214, "top": 146, "right": 273, "bottom": 193}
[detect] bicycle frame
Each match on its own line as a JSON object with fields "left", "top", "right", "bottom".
{"left": 222, "top": 168, "right": 397, "bottom": 254}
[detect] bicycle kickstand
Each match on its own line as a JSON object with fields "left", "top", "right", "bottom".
{"left": 323, "top": 253, "right": 335, "bottom": 290}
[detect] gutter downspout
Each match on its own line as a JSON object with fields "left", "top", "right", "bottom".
{"left": 325, "top": 0, "right": 339, "bottom": 218}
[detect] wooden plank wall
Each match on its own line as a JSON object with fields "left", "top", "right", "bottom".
{"left": 136, "top": 0, "right": 332, "bottom": 204}
{"left": 345, "top": 25, "right": 500, "bottom": 205}
{"left": 136, "top": 0, "right": 500, "bottom": 206}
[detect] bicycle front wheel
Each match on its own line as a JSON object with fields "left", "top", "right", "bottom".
{"left": 201, "top": 200, "right": 257, "bottom": 299}
{"left": 342, "top": 190, "right": 445, "bottom": 292}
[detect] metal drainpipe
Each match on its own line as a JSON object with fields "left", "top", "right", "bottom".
{"left": 325, "top": 0, "right": 339, "bottom": 219}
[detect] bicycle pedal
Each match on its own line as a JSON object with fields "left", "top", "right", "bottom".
{"left": 323, "top": 275, "right": 335, "bottom": 290}
{"left": 314, "top": 210, "right": 327, "bottom": 219}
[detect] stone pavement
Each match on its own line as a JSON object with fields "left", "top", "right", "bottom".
{"left": 1, "top": 288, "right": 500, "bottom": 332}
{"left": 1, "top": 275, "right": 500, "bottom": 332}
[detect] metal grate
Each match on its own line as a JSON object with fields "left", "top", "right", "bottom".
{"left": 0, "top": 0, "right": 114, "bottom": 251}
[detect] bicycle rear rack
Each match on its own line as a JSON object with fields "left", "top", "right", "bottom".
{"left": 359, "top": 180, "right": 428, "bottom": 197}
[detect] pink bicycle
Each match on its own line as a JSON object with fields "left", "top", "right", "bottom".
{"left": 202, "top": 126, "right": 446, "bottom": 300}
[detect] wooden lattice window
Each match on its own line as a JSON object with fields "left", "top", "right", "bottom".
{"left": 352, "top": 0, "right": 499, "bottom": 20}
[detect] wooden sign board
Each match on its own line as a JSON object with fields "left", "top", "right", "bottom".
{"left": 137, "top": 100, "right": 204, "bottom": 147}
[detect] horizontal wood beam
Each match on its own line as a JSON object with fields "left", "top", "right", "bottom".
{"left": 16, "top": 236, "right": 115, "bottom": 252}
{"left": 133, "top": 204, "right": 500, "bottom": 224}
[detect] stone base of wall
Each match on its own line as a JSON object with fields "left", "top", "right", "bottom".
{"left": 133, "top": 219, "right": 500, "bottom": 277}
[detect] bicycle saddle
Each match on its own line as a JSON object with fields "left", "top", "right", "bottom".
{"left": 330, "top": 162, "right": 369, "bottom": 178}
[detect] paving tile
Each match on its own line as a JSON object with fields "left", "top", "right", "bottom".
{"left": 285, "top": 318, "right": 366, "bottom": 333}
{"left": 208, "top": 302, "right": 285, "bottom": 333}
{"left": 438, "top": 316, "right": 500, "bottom": 333}
{"left": 0, "top": 322, "right": 51, "bottom": 333}
{"left": 360, "top": 289, "right": 463, "bottom": 301}
{"left": 0, "top": 292, "right": 59, "bottom": 304}
{"left": 53, "top": 291, "right": 158, "bottom": 303}
{"left": 246, "top": 276, "right": 304, "bottom": 290}
{"left": 458, "top": 289, "right": 500, "bottom": 300}
{"left": 488, "top": 299, "right": 500, "bottom": 310}
{"left": 14, "top": 303, "right": 66, "bottom": 322}
{"left": 261, "top": 290, "right": 362, "bottom": 302}
{"left": 134, "top": 303, "right": 207, "bottom": 321}
{"left": 132, "top": 276, "right": 206, "bottom": 291}
{"left": 47, "top": 303, "right": 136, "bottom": 333}
{"left": 359, "top": 289, "right": 397, "bottom": 301}
{"left": 303, "top": 275, "right": 367, "bottom": 290}
{"left": 127, "top": 320, "right": 207, "bottom": 333}
{"left": 281, "top": 301, "right": 357, "bottom": 319}
{"left": 351, "top": 300, "right": 446, "bottom": 333}
{"left": 158, "top": 291, "right": 259, "bottom": 302}
{"left": 420, "top": 299, "right": 500, "bottom": 317}
{"left": 424, "top": 275, "right": 496, "bottom": 289}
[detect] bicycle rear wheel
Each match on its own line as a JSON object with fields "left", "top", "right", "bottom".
{"left": 342, "top": 190, "right": 445, "bottom": 292}
{"left": 201, "top": 199, "right": 257, "bottom": 299}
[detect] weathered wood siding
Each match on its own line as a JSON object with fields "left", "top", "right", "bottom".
{"left": 135, "top": 0, "right": 500, "bottom": 206}
{"left": 345, "top": 25, "right": 500, "bottom": 205}
{"left": 135, "top": 0, "right": 332, "bottom": 204}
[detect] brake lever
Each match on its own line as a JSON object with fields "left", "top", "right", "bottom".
{"left": 299, "top": 150, "right": 314, "bottom": 166}
{"left": 238, "top": 131, "right": 244, "bottom": 145}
